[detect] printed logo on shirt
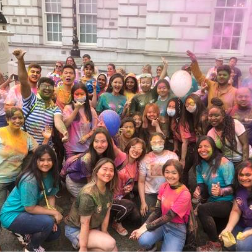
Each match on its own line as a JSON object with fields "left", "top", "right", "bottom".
{"left": 236, "top": 197, "right": 243, "bottom": 206}
{"left": 150, "top": 164, "right": 163, "bottom": 177}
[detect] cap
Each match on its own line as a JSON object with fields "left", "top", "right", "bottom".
{"left": 215, "top": 55, "right": 224, "bottom": 61}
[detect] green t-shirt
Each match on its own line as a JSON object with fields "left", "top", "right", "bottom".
{"left": 0, "top": 172, "right": 58, "bottom": 228}
{"left": 65, "top": 184, "right": 113, "bottom": 229}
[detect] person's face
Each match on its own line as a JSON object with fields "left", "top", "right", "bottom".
{"left": 217, "top": 70, "right": 230, "bottom": 86}
{"left": 133, "top": 115, "right": 142, "bottom": 128}
{"left": 142, "top": 66, "right": 150, "bottom": 74}
{"left": 125, "top": 77, "right": 135, "bottom": 91}
{"left": 236, "top": 90, "right": 251, "bottom": 108}
{"left": 168, "top": 101, "right": 175, "bottom": 109}
{"left": 208, "top": 107, "right": 224, "bottom": 127}
{"left": 7, "top": 110, "right": 24, "bottom": 130}
{"left": 156, "top": 67, "right": 162, "bottom": 77}
{"left": 74, "top": 88, "right": 86, "bottom": 101}
{"left": 96, "top": 162, "right": 114, "bottom": 184}
{"left": 83, "top": 57, "right": 90, "bottom": 64}
{"left": 62, "top": 67, "right": 75, "bottom": 85}
{"left": 37, "top": 153, "right": 53, "bottom": 174}
{"left": 140, "top": 78, "right": 152, "bottom": 93}
{"left": 157, "top": 82, "right": 169, "bottom": 97}
{"left": 215, "top": 60, "right": 223, "bottom": 68}
{"left": 164, "top": 165, "right": 180, "bottom": 186}
{"left": 129, "top": 142, "right": 143, "bottom": 160}
{"left": 97, "top": 75, "right": 107, "bottom": 90}
{"left": 111, "top": 77, "right": 123, "bottom": 94}
{"left": 55, "top": 63, "right": 63, "bottom": 73}
{"left": 39, "top": 82, "right": 54, "bottom": 100}
{"left": 66, "top": 57, "right": 74, "bottom": 66}
{"left": 150, "top": 135, "right": 164, "bottom": 148}
{"left": 229, "top": 58, "right": 237, "bottom": 68}
{"left": 121, "top": 122, "right": 135, "bottom": 139}
{"left": 28, "top": 67, "right": 41, "bottom": 83}
{"left": 107, "top": 65, "right": 115, "bottom": 76}
{"left": 93, "top": 133, "right": 108, "bottom": 155}
{"left": 146, "top": 106, "right": 158, "bottom": 121}
{"left": 238, "top": 167, "right": 252, "bottom": 189}
{"left": 84, "top": 65, "right": 94, "bottom": 78}
{"left": 198, "top": 140, "right": 213, "bottom": 160}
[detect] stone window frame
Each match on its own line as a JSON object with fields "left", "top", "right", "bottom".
{"left": 78, "top": 0, "right": 97, "bottom": 44}
{"left": 211, "top": 0, "right": 251, "bottom": 53}
{"left": 43, "top": 0, "right": 62, "bottom": 44}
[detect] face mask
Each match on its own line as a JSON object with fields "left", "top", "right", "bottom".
{"left": 151, "top": 145, "right": 164, "bottom": 153}
{"left": 75, "top": 96, "right": 86, "bottom": 104}
{"left": 167, "top": 108, "right": 176, "bottom": 117}
{"left": 186, "top": 105, "right": 197, "bottom": 113}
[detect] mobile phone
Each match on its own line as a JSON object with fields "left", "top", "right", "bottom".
{"left": 13, "top": 74, "right": 18, "bottom": 81}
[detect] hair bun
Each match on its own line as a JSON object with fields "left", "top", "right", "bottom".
{"left": 211, "top": 97, "right": 223, "bottom": 107}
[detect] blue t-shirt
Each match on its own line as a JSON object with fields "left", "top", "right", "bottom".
{"left": 0, "top": 172, "right": 58, "bottom": 228}
{"left": 196, "top": 157, "right": 234, "bottom": 202}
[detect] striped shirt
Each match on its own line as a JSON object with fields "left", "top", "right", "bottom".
{"left": 22, "top": 93, "right": 61, "bottom": 145}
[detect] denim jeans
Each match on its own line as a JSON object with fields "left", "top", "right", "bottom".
{"left": 65, "top": 225, "right": 80, "bottom": 249}
{"left": 231, "top": 225, "right": 252, "bottom": 251}
{"left": 8, "top": 212, "right": 61, "bottom": 250}
{"left": 138, "top": 222, "right": 186, "bottom": 252}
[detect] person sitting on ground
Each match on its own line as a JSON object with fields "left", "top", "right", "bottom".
{"left": 130, "top": 159, "right": 191, "bottom": 252}
{"left": 194, "top": 136, "right": 235, "bottom": 252}
{"left": 64, "top": 158, "right": 118, "bottom": 252}
{"left": 187, "top": 50, "right": 237, "bottom": 111}
{"left": 220, "top": 160, "right": 252, "bottom": 251}
{"left": 0, "top": 145, "right": 63, "bottom": 252}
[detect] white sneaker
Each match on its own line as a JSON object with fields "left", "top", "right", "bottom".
{"left": 33, "top": 246, "right": 45, "bottom": 252}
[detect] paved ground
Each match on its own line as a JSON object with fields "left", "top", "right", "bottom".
{"left": 0, "top": 169, "right": 208, "bottom": 251}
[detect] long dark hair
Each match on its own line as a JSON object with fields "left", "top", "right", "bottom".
{"left": 71, "top": 82, "right": 92, "bottom": 122}
{"left": 181, "top": 94, "right": 206, "bottom": 134}
{"left": 124, "top": 75, "right": 138, "bottom": 94}
{"left": 235, "top": 160, "right": 252, "bottom": 205}
{"left": 209, "top": 98, "right": 237, "bottom": 151}
{"left": 66, "top": 56, "right": 77, "bottom": 69}
{"left": 166, "top": 98, "right": 182, "bottom": 139}
{"left": 195, "top": 136, "right": 223, "bottom": 174}
{"left": 16, "top": 145, "right": 59, "bottom": 190}
{"left": 162, "top": 159, "right": 183, "bottom": 183}
{"left": 106, "top": 73, "right": 125, "bottom": 95}
{"left": 89, "top": 127, "right": 115, "bottom": 169}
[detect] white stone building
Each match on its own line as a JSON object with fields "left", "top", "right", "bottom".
{"left": 2, "top": 0, "right": 252, "bottom": 75}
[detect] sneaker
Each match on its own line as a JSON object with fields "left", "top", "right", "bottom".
{"left": 33, "top": 246, "right": 45, "bottom": 252}
{"left": 13, "top": 233, "right": 31, "bottom": 246}
{"left": 137, "top": 244, "right": 157, "bottom": 252}
{"left": 197, "top": 241, "right": 222, "bottom": 251}
{"left": 112, "top": 222, "right": 128, "bottom": 236}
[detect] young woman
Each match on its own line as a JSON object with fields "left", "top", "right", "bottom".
{"left": 61, "top": 127, "right": 126, "bottom": 197}
{"left": 180, "top": 94, "right": 208, "bottom": 186}
{"left": 141, "top": 103, "right": 164, "bottom": 151}
{"left": 63, "top": 83, "right": 98, "bottom": 159}
{"left": 131, "top": 159, "right": 191, "bottom": 252}
{"left": 207, "top": 98, "right": 249, "bottom": 166}
{"left": 138, "top": 133, "right": 179, "bottom": 221}
{"left": 132, "top": 112, "right": 143, "bottom": 138}
{"left": 194, "top": 136, "right": 234, "bottom": 252}
{"left": 46, "top": 61, "right": 63, "bottom": 87}
{"left": 112, "top": 138, "right": 146, "bottom": 236}
{"left": 97, "top": 73, "right": 107, "bottom": 98}
{"left": 118, "top": 117, "right": 136, "bottom": 151}
{"left": 0, "top": 108, "right": 38, "bottom": 213}
{"left": 66, "top": 56, "right": 79, "bottom": 81}
{"left": 96, "top": 73, "right": 127, "bottom": 116}
{"left": 124, "top": 74, "right": 139, "bottom": 102}
{"left": 65, "top": 158, "right": 118, "bottom": 252}
{"left": 0, "top": 145, "right": 62, "bottom": 252}
{"left": 153, "top": 65, "right": 164, "bottom": 84}
{"left": 220, "top": 160, "right": 252, "bottom": 251}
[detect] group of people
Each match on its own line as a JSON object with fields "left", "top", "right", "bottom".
{"left": 0, "top": 48, "right": 251, "bottom": 252}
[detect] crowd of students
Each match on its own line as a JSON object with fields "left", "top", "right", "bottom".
{"left": 0, "top": 48, "right": 251, "bottom": 252}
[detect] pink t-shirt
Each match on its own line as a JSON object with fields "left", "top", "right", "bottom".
{"left": 158, "top": 182, "right": 191, "bottom": 224}
{"left": 179, "top": 122, "right": 196, "bottom": 143}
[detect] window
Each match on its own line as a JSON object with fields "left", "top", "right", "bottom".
{"left": 212, "top": 0, "right": 247, "bottom": 50}
{"left": 79, "top": 0, "right": 97, "bottom": 44}
{"left": 44, "top": 0, "right": 62, "bottom": 42}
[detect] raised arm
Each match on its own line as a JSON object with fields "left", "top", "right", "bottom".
{"left": 159, "top": 57, "right": 168, "bottom": 80}
{"left": 54, "top": 114, "right": 69, "bottom": 143}
{"left": 12, "top": 49, "right": 31, "bottom": 99}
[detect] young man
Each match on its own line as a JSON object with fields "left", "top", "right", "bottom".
{"left": 229, "top": 57, "right": 242, "bottom": 88}
{"left": 5, "top": 63, "right": 41, "bottom": 110}
{"left": 12, "top": 49, "right": 68, "bottom": 146}
{"left": 187, "top": 50, "right": 237, "bottom": 111}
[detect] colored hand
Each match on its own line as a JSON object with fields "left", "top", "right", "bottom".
{"left": 211, "top": 182, "right": 221, "bottom": 196}
{"left": 186, "top": 50, "right": 197, "bottom": 62}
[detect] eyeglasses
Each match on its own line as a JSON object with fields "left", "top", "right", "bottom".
{"left": 40, "top": 84, "right": 54, "bottom": 90}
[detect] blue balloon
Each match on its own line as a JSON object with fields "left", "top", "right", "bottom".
{"left": 98, "top": 110, "right": 121, "bottom": 136}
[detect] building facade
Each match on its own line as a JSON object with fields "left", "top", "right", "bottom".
{"left": 2, "top": 0, "right": 252, "bottom": 74}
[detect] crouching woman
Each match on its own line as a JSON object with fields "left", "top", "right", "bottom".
{"left": 130, "top": 159, "right": 191, "bottom": 252}
{"left": 65, "top": 158, "right": 118, "bottom": 252}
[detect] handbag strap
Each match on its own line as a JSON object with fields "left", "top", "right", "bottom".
{"left": 42, "top": 182, "right": 56, "bottom": 210}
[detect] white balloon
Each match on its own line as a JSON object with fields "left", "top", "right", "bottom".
{"left": 170, "top": 70, "right": 192, "bottom": 97}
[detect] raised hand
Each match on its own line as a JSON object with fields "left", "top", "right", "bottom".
{"left": 12, "top": 49, "right": 26, "bottom": 60}
{"left": 186, "top": 50, "right": 197, "bottom": 62}
{"left": 42, "top": 125, "right": 52, "bottom": 140}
